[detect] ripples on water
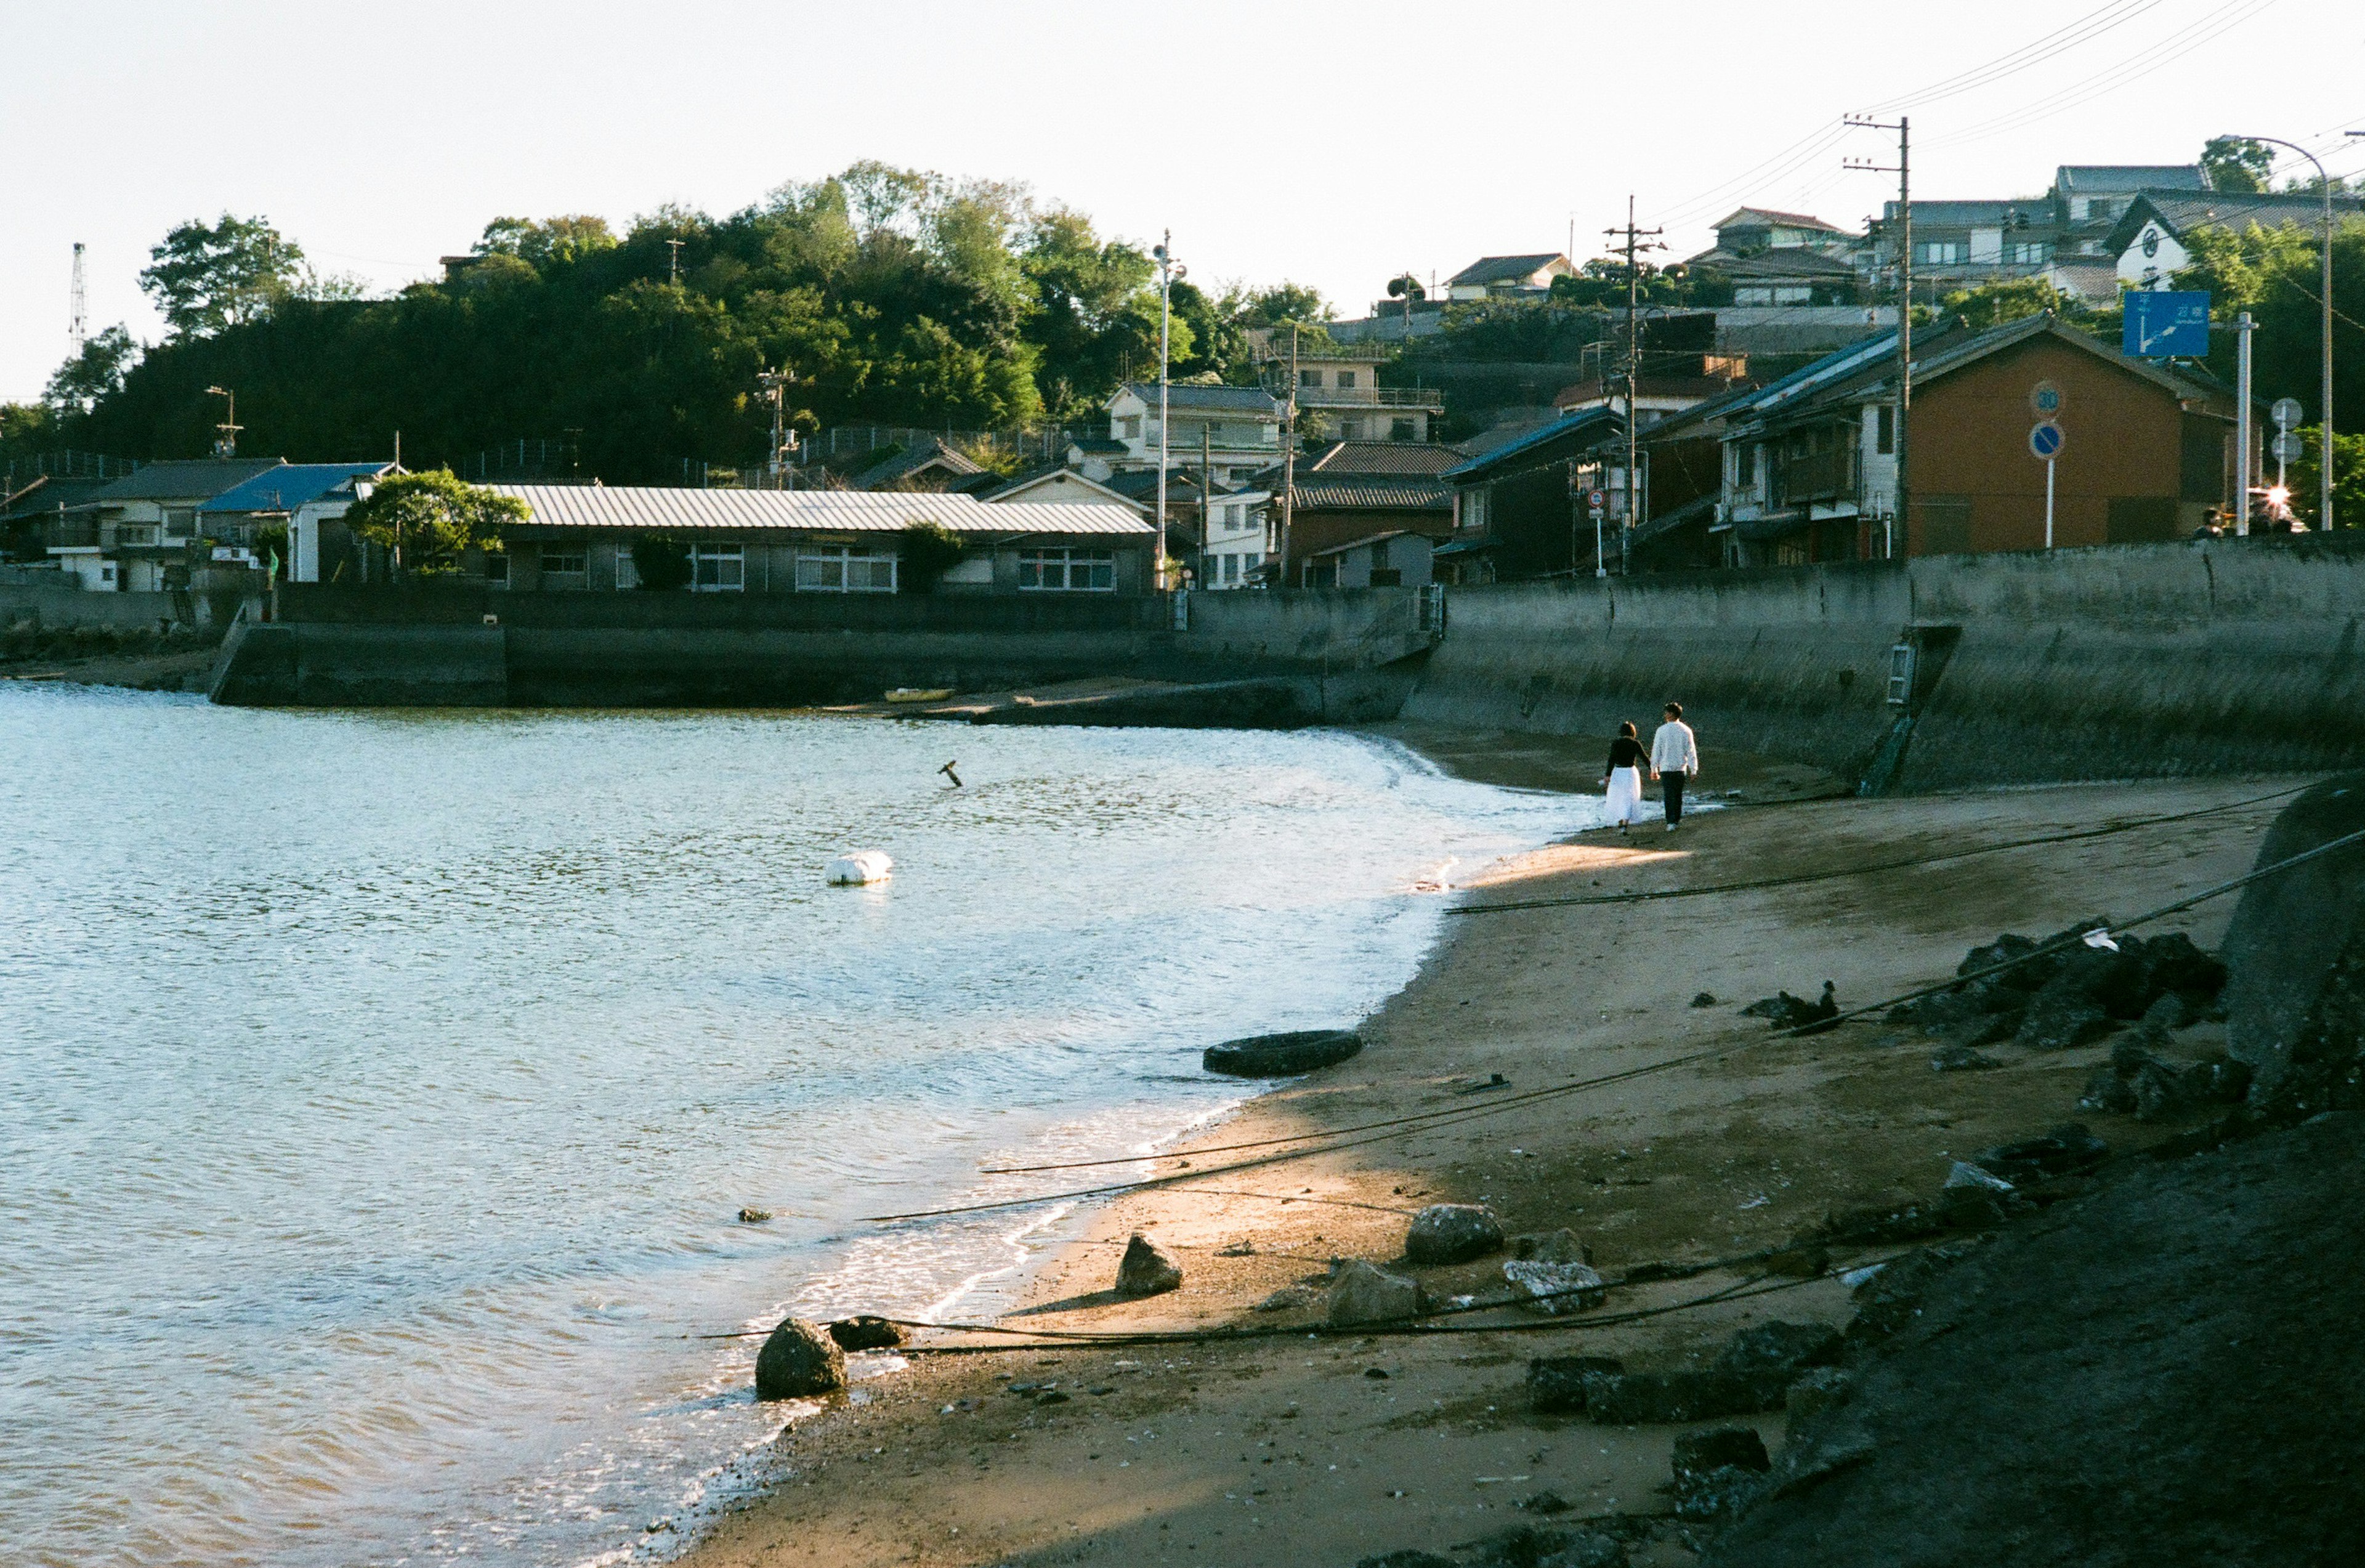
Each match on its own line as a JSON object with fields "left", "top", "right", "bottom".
{"left": 0, "top": 685, "right": 1593, "bottom": 1566}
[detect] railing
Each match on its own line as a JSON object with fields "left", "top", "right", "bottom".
{"left": 1775, "top": 446, "right": 1858, "bottom": 505}
{"left": 46, "top": 517, "right": 100, "bottom": 549}
{"left": 1273, "top": 383, "right": 1444, "bottom": 409}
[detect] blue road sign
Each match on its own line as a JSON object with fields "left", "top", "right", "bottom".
{"left": 2030, "top": 421, "right": 2065, "bottom": 460}
{"left": 2123, "top": 290, "right": 2210, "bottom": 357}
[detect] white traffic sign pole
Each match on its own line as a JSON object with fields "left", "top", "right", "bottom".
{"left": 2045, "top": 456, "right": 2056, "bottom": 549}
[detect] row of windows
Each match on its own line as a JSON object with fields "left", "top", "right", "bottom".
{"left": 498, "top": 544, "right": 1118, "bottom": 592}
{"left": 1914, "top": 239, "right": 2053, "bottom": 265}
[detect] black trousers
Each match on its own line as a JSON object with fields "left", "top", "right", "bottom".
{"left": 1663, "top": 772, "right": 1686, "bottom": 825}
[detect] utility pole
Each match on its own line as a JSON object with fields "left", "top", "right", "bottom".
{"left": 1847, "top": 115, "right": 1912, "bottom": 544}
{"left": 1153, "top": 231, "right": 1186, "bottom": 592}
{"left": 2236, "top": 312, "right": 2256, "bottom": 536}
{"left": 204, "top": 385, "right": 241, "bottom": 459}
{"left": 1277, "top": 323, "right": 1300, "bottom": 588}
{"left": 69, "top": 242, "right": 87, "bottom": 357}
{"left": 1604, "top": 197, "right": 1663, "bottom": 575}
{"left": 1200, "top": 424, "right": 1213, "bottom": 590}
{"left": 759, "top": 366, "right": 799, "bottom": 490}
{"left": 2230, "top": 132, "right": 2340, "bottom": 532}
{"left": 666, "top": 238, "right": 684, "bottom": 287}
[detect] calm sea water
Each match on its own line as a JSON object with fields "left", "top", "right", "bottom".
{"left": 0, "top": 685, "right": 1593, "bottom": 1567}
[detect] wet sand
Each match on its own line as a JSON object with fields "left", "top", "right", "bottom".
{"left": 682, "top": 766, "right": 2297, "bottom": 1568}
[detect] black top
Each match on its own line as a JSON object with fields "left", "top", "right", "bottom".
{"left": 1606, "top": 736, "right": 1646, "bottom": 771}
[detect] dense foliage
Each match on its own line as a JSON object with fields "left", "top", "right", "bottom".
{"left": 342, "top": 470, "right": 528, "bottom": 575}
{"left": 22, "top": 169, "right": 1328, "bottom": 484}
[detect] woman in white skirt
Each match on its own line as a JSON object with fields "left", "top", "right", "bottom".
{"left": 1602, "top": 721, "right": 1648, "bottom": 832}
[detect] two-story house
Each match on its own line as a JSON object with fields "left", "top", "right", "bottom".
{"left": 2106, "top": 189, "right": 2364, "bottom": 293}
{"left": 1436, "top": 408, "right": 1625, "bottom": 583}
{"left": 1102, "top": 382, "right": 1285, "bottom": 485}
{"left": 50, "top": 458, "right": 286, "bottom": 591}
{"left": 198, "top": 462, "right": 398, "bottom": 584}
{"left": 1259, "top": 342, "right": 1444, "bottom": 443}
{"left": 1712, "top": 314, "right": 2236, "bottom": 566}
{"left": 1681, "top": 208, "right": 1869, "bottom": 306}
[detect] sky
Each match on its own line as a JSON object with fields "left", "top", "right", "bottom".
{"left": 3, "top": 0, "right": 2362, "bottom": 405}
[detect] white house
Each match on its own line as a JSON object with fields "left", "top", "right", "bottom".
{"left": 1103, "top": 382, "right": 1284, "bottom": 484}
{"left": 1259, "top": 341, "right": 1444, "bottom": 443}
{"left": 1441, "top": 254, "right": 1575, "bottom": 301}
{"left": 49, "top": 458, "right": 286, "bottom": 591}
{"left": 197, "top": 461, "right": 397, "bottom": 584}
{"left": 2106, "top": 190, "right": 2364, "bottom": 293}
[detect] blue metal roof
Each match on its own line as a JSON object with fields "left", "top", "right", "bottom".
{"left": 1441, "top": 407, "right": 1623, "bottom": 481}
{"left": 196, "top": 462, "right": 392, "bottom": 514}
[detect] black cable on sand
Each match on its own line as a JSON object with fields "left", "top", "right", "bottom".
{"left": 860, "top": 820, "right": 2365, "bottom": 1225}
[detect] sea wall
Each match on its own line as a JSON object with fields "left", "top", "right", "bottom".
{"left": 1404, "top": 537, "right": 2365, "bottom": 792}
{"left": 210, "top": 583, "right": 1437, "bottom": 713}
{"left": 1, "top": 583, "right": 245, "bottom": 634}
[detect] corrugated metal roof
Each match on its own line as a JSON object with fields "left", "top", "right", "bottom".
{"left": 491, "top": 485, "right": 1151, "bottom": 536}
{"left": 1115, "top": 382, "right": 1284, "bottom": 414}
{"left": 1447, "top": 253, "right": 1568, "bottom": 286}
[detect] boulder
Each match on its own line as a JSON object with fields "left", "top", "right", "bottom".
{"left": 1503, "top": 1259, "right": 1607, "bottom": 1315}
{"left": 754, "top": 1317, "right": 847, "bottom": 1400}
{"left": 1511, "top": 1228, "right": 1592, "bottom": 1264}
{"left": 1114, "top": 1233, "right": 1183, "bottom": 1298}
{"left": 1202, "top": 1028, "right": 1362, "bottom": 1077}
{"left": 1713, "top": 1321, "right": 1841, "bottom": 1400}
{"left": 1931, "top": 1043, "right": 2002, "bottom": 1073}
{"left": 1580, "top": 1368, "right": 1765, "bottom": 1425}
{"left": 1527, "top": 1354, "right": 1627, "bottom": 1413}
{"left": 1404, "top": 1202, "right": 1505, "bottom": 1265}
{"left": 1938, "top": 1160, "right": 2024, "bottom": 1227}
{"left": 1675, "top": 1465, "right": 1771, "bottom": 1522}
{"left": 2013, "top": 986, "right": 2116, "bottom": 1051}
{"left": 1742, "top": 983, "right": 1839, "bottom": 1031}
{"left": 2078, "top": 1062, "right": 2139, "bottom": 1115}
{"left": 1674, "top": 1424, "right": 1772, "bottom": 1476}
{"left": 825, "top": 1314, "right": 906, "bottom": 1351}
{"left": 1971, "top": 1123, "right": 2108, "bottom": 1184}
{"left": 1784, "top": 1365, "right": 1853, "bottom": 1425}
{"left": 1251, "top": 1283, "right": 1319, "bottom": 1313}
{"left": 1327, "top": 1259, "right": 1425, "bottom": 1327}
{"left": 1842, "top": 1240, "right": 1981, "bottom": 1347}
{"left": 2133, "top": 931, "right": 2228, "bottom": 1006}
{"left": 2141, "top": 990, "right": 2196, "bottom": 1031}
{"left": 2220, "top": 777, "right": 2365, "bottom": 1094}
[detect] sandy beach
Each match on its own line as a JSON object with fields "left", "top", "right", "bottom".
{"left": 682, "top": 757, "right": 2297, "bottom": 1568}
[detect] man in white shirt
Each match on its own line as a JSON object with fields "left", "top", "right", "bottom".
{"left": 1649, "top": 701, "right": 1699, "bottom": 831}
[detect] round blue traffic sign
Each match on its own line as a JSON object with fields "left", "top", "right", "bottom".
{"left": 2029, "top": 421, "right": 2065, "bottom": 460}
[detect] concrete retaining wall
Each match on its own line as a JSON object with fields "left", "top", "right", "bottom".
{"left": 1, "top": 583, "right": 246, "bottom": 634}
{"left": 1405, "top": 538, "right": 2365, "bottom": 791}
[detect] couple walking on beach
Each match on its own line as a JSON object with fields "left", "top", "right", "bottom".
{"left": 1603, "top": 703, "right": 1697, "bottom": 833}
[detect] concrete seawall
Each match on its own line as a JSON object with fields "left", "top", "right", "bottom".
{"left": 1405, "top": 538, "right": 2365, "bottom": 791}
{"left": 209, "top": 583, "right": 1439, "bottom": 717}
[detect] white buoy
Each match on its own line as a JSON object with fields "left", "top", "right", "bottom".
{"left": 825, "top": 851, "right": 894, "bottom": 886}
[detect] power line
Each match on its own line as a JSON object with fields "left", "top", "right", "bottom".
{"left": 1928, "top": 0, "right": 2284, "bottom": 149}
{"left": 1856, "top": 0, "right": 2167, "bottom": 116}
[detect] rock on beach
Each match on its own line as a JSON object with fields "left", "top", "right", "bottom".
{"left": 1327, "top": 1259, "right": 1425, "bottom": 1326}
{"left": 754, "top": 1317, "right": 847, "bottom": 1400}
{"left": 1404, "top": 1202, "right": 1505, "bottom": 1264}
{"left": 1114, "top": 1232, "right": 1184, "bottom": 1298}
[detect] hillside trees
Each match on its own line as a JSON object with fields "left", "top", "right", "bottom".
{"left": 52, "top": 166, "right": 1312, "bottom": 480}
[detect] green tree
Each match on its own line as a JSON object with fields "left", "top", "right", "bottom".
{"left": 1935, "top": 277, "right": 2084, "bottom": 331}
{"left": 631, "top": 533, "right": 692, "bottom": 590}
{"left": 139, "top": 214, "right": 305, "bottom": 336}
{"left": 342, "top": 469, "right": 528, "bottom": 576}
{"left": 2286, "top": 427, "right": 2365, "bottom": 531}
{"left": 476, "top": 214, "right": 618, "bottom": 271}
{"left": 897, "top": 519, "right": 967, "bottom": 593}
{"left": 2202, "top": 137, "right": 2273, "bottom": 195}
{"left": 2174, "top": 217, "right": 2365, "bottom": 437}
{"left": 44, "top": 326, "right": 140, "bottom": 414}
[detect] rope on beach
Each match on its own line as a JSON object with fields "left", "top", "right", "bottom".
{"left": 862, "top": 818, "right": 2365, "bottom": 1224}
{"left": 1446, "top": 782, "right": 2311, "bottom": 918}
{"left": 689, "top": 1237, "right": 1908, "bottom": 1348}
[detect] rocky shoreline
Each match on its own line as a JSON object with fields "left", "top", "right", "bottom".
{"left": 681, "top": 767, "right": 2333, "bottom": 1568}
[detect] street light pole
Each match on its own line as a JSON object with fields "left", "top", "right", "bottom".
{"left": 1153, "top": 232, "right": 1186, "bottom": 592}
{"left": 2228, "top": 134, "right": 2337, "bottom": 531}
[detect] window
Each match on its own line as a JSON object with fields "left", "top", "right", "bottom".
{"left": 1017, "top": 547, "right": 1116, "bottom": 591}
{"left": 1118, "top": 416, "right": 1141, "bottom": 439}
{"left": 1337, "top": 370, "right": 1357, "bottom": 390}
{"left": 794, "top": 547, "right": 894, "bottom": 592}
{"left": 692, "top": 544, "right": 745, "bottom": 592}
{"left": 542, "top": 549, "right": 588, "bottom": 576}
{"left": 1875, "top": 405, "right": 1895, "bottom": 456}
{"left": 113, "top": 522, "right": 159, "bottom": 547}
{"left": 1300, "top": 368, "right": 1322, "bottom": 387}
{"left": 1391, "top": 418, "right": 1417, "bottom": 442}
{"left": 163, "top": 508, "right": 197, "bottom": 538}
{"left": 1739, "top": 445, "right": 1758, "bottom": 487}
{"left": 1461, "top": 487, "right": 1489, "bottom": 531}
{"left": 1916, "top": 241, "right": 1966, "bottom": 265}
{"left": 2008, "top": 241, "right": 2052, "bottom": 265}
{"left": 483, "top": 553, "right": 509, "bottom": 585}
{"left": 614, "top": 546, "right": 640, "bottom": 590}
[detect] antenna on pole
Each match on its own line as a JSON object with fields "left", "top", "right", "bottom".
{"left": 666, "top": 238, "right": 685, "bottom": 286}
{"left": 69, "top": 242, "right": 87, "bottom": 356}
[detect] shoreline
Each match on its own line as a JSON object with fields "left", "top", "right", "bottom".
{"left": 681, "top": 763, "right": 2301, "bottom": 1568}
